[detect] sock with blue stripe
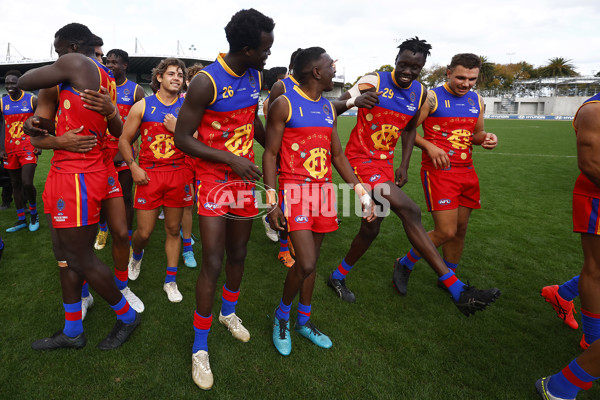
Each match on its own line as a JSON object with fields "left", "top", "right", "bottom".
{"left": 165, "top": 266, "right": 177, "bottom": 284}
{"left": 81, "top": 281, "right": 90, "bottom": 298}
{"left": 221, "top": 285, "right": 239, "bottom": 316}
{"left": 110, "top": 295, "right": 136, "bottom": 324}
{"left": 400, "top": 249, "right": 421, "bottom": 270}
{"left": 63, "top": 301, "right": 83, "bottom": 338}
{"left": 279, "top": 239, "right": 289, "bottom": 252}
{"left": 558, "top": 275, "right": 580, "bottom": 301}
{"left": 581, "top": 308, "right": 600, "bottom": 345}
{"left": 444, "top": 259, "right": 458, "bottom": 273}
{"left": 128, "top": 230, "right": 132, "bottom": 246}
{"left": 193, "top": 311, "right": 212, "bottom": 353}
{"left": 275, "top": 299, "right": 292, "bottom": 321}
{"left": 296, "top": 302, "right": 311, "bottom": 326}
{"left": 332, "top": 258, "right": 353, "bottom": 280}
{"left": 114, "top": 268, "right": 128, "bottom": 290}
{"left": 16, "top": 208, "right": 26, "bottom": 222}
{"left": 438, "top": 270, "right": 466, "bottom": 302}
{"left": 132, "top": 250, "right": 143, "bottom": 261}
{"left": 99, "top": 222, "right": 108, "bottom": 232}
{"left": 29, "top": 202, "right": 37, "bottom": 216}
{"left": 183, "top": 237, "right": 193, "bottom": 253}
{"left": 547, "top": 359, "right": 597, "bottom": 399}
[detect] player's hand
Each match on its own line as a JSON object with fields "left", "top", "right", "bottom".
{"left": 395, "top": 166, "right": 408, "bottom": 187}
{"left": 0, "top": 149, "right": 7, "bottom": 159}
{"left": 113, "top": 151, "right": 124, "bottom": 164}
{"left": 229, "top": 155, "right": 262, "bottom": 182}
{"left": 426, "top": 144, "right": 450, "bottom": 169}
{"left": 57, "top": 126, "right": 97, "bottom": 153}
{"left": 130, "top": 163, "right": 149, "bottom": 185}
{"left": 23, "top": 116, "right": 51, "bottom": 137}
{"left": 481, "top": 132, "right": 498, "bottom": 150}
{"left": 354, "top": 91, "right": 383, "bottom": 109}
{"left": 361, "top": 196, "right": 376, "bottom": 222}
{"left": 33, "top": 148, "right": 42, "bottom": 156}
{"left": 81, "top": 87, "right": 115, "bottom": 116}
{"left": 163, "top": 113, "right": 177, "bottom": 133}
{"left": 267, "top": 206, "right": 286, "bottom": 231}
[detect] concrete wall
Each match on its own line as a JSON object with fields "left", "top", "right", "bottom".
{"left": 483, "top": 96, "right": 586, "bottom": 116}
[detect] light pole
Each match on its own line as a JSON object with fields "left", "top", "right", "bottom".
{"left": 189, "top": 45, "right": 197, "bottom": 57}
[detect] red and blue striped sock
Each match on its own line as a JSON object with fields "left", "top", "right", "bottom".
{"left": 279, "top": 238, "right": 289, "bottom": 252}
{"left": 110, "top": 295, "right": 136, "bottom": 324}
{"left": 165, "top": 266, "right": 177, "bottom": 284}
{"left": 29, "top": 202, "right": 37, "bottom": 216}
{"left": 558, "top": 275, "right": 580, "bottom": 301}
{"left": 132, "top": 250, "right": 143, "bottom": 261}
{"left": 183, "top": 237, "right": 193, "bottom": 253}
{"left": 128, "top": 230, "right": 132, "bottom": 246}
{"left": 297, "top": 302, "right": 311, "bottom": 326}
{"left": 275, "top": 299, "right": 291, "bottom": 321}
{"left": 438, "top": 270, "right": 465, "bottom": 301}
{"left": 16, "top": 208, "right": 26, "bottom": 222}
{"left": 114, "top": 268, "right": 128, "bottom": 290}
{"left": 400, "top": 249, "right": 421, "bottom": 270}
{"left": 547, "top": 359, "right": 597, "bottom": 399}
{"left": 63, "top": 301, "right": 83, "bottom": 337}
{"left": 581, "top": 308, "right": 600, "bottom": 345}
{"left": 81, "top": 281, "right": 90, "bottom": 298}
{"left": 193, "top": 311, "right": 212, "bottom": 353}
{"left": 221, "top": 285, "right": 239, "bottom": 316}
{"left": 444, "top": 259, "right": 458, "bottom": 273}
{"left": 331, "top": 258, "right": 353, "bottom": 280}
{"left": 99, "top": 222, "right": 108, "bottom": 232}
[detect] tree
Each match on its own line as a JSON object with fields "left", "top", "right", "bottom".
{"left": 539, "top": 57, "right": 578, "bottom": 77}
{"left": 596, "top": 70, "right": 600, "bottom": 77}
{"left": 477, "top": 56, "right": 495, "bottom": 89}
{"left": 420, "top": 64, "right": 446, "bottom": 89}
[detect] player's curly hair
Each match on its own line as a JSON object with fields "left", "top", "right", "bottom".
{"left": 448, "top": 53, "right": 482, "bottom": 70}
{"left": 150, "top": 58, "right": 187, "bottom": 93}
{"left": 187, "top": 63, "right": 205, "bottom": 81}
{"left": 289, "top": 48, "right": 303, "bottom": 73}
{"left": 397, "top": 37, "right": 432, "bottom": 58}
{"left": 107, "top": 49, "right": 129, "bottom": 66}
{"left": 4, "top": 70, "right": 21, "bottom": 79}
{"left": 225, "top": 9, "right": 275, "bottom": 53}
{"left": 54, "top": 23, "right": 96, "bottom": 52}
{"left": 263, "top": 67, "right": 287, "bottom": 90}
{"left": 293, "top": 47, "right": 326, "bottom": 85}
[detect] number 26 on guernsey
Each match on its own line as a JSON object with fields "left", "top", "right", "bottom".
{"left": 222, "top": 86, "right": 234, "bottom": 98}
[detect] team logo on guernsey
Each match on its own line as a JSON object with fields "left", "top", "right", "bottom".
{"left": 295, "top": 215, "right": 308, "bottom": 223}
{"left": 371, "top": 124, "right": 399, "bottom": 150}
{"left": 248, "top": 75, "right": 256, "bottom": 88}
{"left": 21, "top": 100, "right": 27, "bottom": 107}
{"left": 468, "top": 97, "right": 475, "bottom": 106}
{"left": 149, "top": 134, "right": 176, "bottom": 159}
{"left": 63, "top": 100, "right": 71, "bottom": 110}
{"left": 225, "top": 124, "right": 253, "bottom": 156}
{"left": 57, "top": 198, "right": 66, "bottom": 211}
{"left": 303, "top": 148, "right": 329, "bottom": 180}
{"left": 175, "top": 107, "right": 181, "bottom": 115}
{"left": 124, "top": 88, "right": 130, "bottom": 95}
{"left": 323, "top": 104, "right": 330, "bottom": 115}
{"left": 447, "top": 129, "right": 472, "bottom": 150}
{"left": 410, "top": 92, "right": 416, "bottom": 103}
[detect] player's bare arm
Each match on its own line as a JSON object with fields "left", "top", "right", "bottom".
{"left": 174, "top": 72, "right": 261, "bottom": 182}
{"left": 415, "top": 90, "right": 450, "bottom": 169}
{"left": 253, "top": 103, "right": 266, "bottom": 147}
{"left": 19, "top": 53, "right": 98, "bottom": 93}
{"left": 330, "top": 115, "right": 375, "bottom": 221}
{"left": 119, "top": 99, "right": 148, "bottom": 185}
{"left": 262, "top": 95, "right": 287, "bottom": 231}
{"left": 23, "top": 87, "right": 58, "bottom": 137}
{"left": 332, "top": 74, "right": 383, "bottom": 115}
{"left": 81, "top": 87, "right": 123, "bottom": 138}
{"left": 472, "top": 97, "right": 497, "bottom": 149}
{"left": 576, "top": 103, "right": 600, "bottom": 187}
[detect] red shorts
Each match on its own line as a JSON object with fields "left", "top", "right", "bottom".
{"left": 196, "top": 180, "right": 258, "bottom": 218}
{"left": 3, "top": 152, "right": 37, "bottom": 170}
{"left": 280, "top": 183, "right": 338, "bottom": 233}
{"left": 42, "top": 169, "right": 105, "bottom": 228}
{"left": 351, "top": 159, "right": 394, "bottom": 190}
{"left": 134, "top": 167, "right": 194, "bottom": 210}
{"left": 573, "top": 193, "right": 600, "bottom": 235}
{"left": 103, "top": 165, "right": 123, "bottom": 200}
{"left": 421, "top": 167, "right": 481, "bottom": 212}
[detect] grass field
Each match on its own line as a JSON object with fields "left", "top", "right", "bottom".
{"left": 0, "top": 117, "right": 595, "bottom": 399}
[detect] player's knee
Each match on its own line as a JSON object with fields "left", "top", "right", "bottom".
{"left": 359, "top": 222, "right": 380, "bottom": 241}
{"left": 294, "top": 259, "right": 316, "bottom": 278}
{"left": 392, "top": 200, "right": 421, "bottom": 221}
{"left": 435, "top": 226, "right": 457, "bottom": 242}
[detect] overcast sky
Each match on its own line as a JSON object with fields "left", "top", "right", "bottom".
{"left": 1, "top": 0, "right": 599, "bottom": 82}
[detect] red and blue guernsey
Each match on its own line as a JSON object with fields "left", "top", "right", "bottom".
{"left": 281, "top": 75, "right": 299, "bottom": 94}
{"left": 1, "top": 92, "right": 35, "bottom": 155}
{"left": 573, "top": 93, "right": 600, "bottom": 198}
{"left": 53, "top": 57, "right": 116, "bottom": 173}
{"left": 106, "top": 78, "right": 141, "bottom": 151}
{"left": 278, "top": 86, "right": 335, "bottom": 185}
{"left": 196, "top": 54, "right": 262, "bottom": 182}
{"left": 138, "top": 93, "right": 185, "bottom": 170}
{"left": 345, "top": 72, "right": 425, "bottom": 166}
{"left": 421, "top": 83, "right": 481, "bottom": 171}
